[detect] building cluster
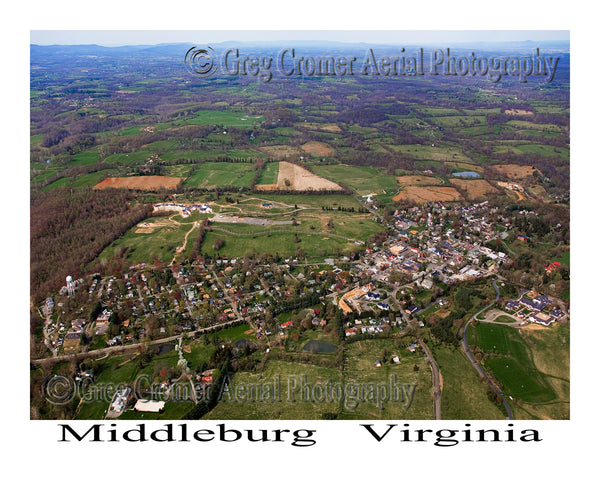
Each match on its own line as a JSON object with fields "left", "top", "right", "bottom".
{"left": 505, "top": 289, "right": 566, "bottom": 325}
{"left": 41, "top": 197, "right": 568, "bottom": 358}
{"left": 153, "top": 202, "right": 213, "bottom": 218}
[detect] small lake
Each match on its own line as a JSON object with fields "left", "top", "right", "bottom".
{"left": 302, "top": 340, "right": 336, "bottom": 354}
{"left": 452, "top": 171, "right": 480, "bottom": 178}
{"left": 235, "top": 338, "right": 251, "bottom": 348}
{"left": 157, "top": 344, "right": 175, "bottom": 356}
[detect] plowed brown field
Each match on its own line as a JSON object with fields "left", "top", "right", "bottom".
{"left": 93, "top": 176, "right": 184, "bottom": 191}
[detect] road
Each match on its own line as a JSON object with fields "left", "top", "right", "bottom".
{"left": 418, "top": 338, "right": 442, "bottom": 420}
{"left": 209, "top": 265, "right": 244, "bottom": 322}
{"left": 461, "top": 279, "right": 514, "bottom": 419}
{"left": 170, "top": 221, "right": 198, "bottom": 266}
{"left": 395, "top": 283, "right": 442, "bottom": 420}
{"left": 30, "top": 318, "right": 245, "bottom": 366}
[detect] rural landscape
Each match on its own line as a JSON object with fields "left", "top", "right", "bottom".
{"left": 30, "top": 39, "right": 570, "bottom": 421}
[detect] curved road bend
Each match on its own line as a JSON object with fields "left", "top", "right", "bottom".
{"left": 461, "top": 280, "right": 514, "bottom": 420}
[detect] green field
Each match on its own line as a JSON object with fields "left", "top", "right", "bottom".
{"left": 431, "top": 344, "right": 505, "bottom": 419}
{"left": 255, "top": 193, "right": 363, "bottom": 210}
{"left": 41, "top": 177, "right": 72, "bottom": 191}
{"left": 202, "top": 229, "right": 357, "bottom": 260}
{"left": 339, "top": 339, "right": 433, "bottom": 420}
{"left": 104, "top": 151, "right": 153, "bottom": 165}
{"left": 184, "top": 110, "right": 263, "bottom": 128}
{"left": 312, "top": 164, "right": 399, "bottom": 199}
{"left": 71, "top": 148, "right": 101, "bottom": 166}
{"left": 387, "top": 144, "right": 473, "bottom": 162}
{"left": 494, "top": 315, "right": 519, "bottom": 324}
{"left": 98, "top": 216, "right": 198, "bottom": 264}
{"left": 31, "top": 168, "right": 62, "bottom": 185}
{"left": 467, "top": 323, "right": 557, "bottom": 404}
{"left": 184, "top": 162, "right": 256, "bottom": 188}
{"left": 256, "top": 161, "right": 279, "bottom": 184}
{"left": 205, "top": 336, "right": 434, "bottom": 420}
{"left": 204, "top": 360, "right": 343, "bottom": 420}
{"left": 94, "top": 191, "right": 384, "bottom": 264}
{"left": 430, "top": 115, "right": 487, "bottom": 128}
{"left": 493, "top": 143, "right": 569, "bottom": 161}
{"left": 505, "top": 120, "right": 564, "bottom": 133}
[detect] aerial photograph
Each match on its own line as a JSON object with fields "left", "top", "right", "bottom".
{"left": 29, "top": 30, "right": 570, "bottom": 422}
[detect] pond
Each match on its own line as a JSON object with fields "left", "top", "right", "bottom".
{"left": 235, "top": 338, "right": 251, "bottom": 348}
{"left": 302, "top": 340, "right": 336, "bottom": 354}
{"left": 156, "top": 344, "right": 175, "bottom": 356}
{"left": 452, "top": 171, "right": 480, "bottom": 178}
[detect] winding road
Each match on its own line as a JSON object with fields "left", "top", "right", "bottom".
{"left": 418, "top": 338, "right": 442, "bottom": 420}
{"left": 461, "top": 279, "right": 514, "bottom": 419}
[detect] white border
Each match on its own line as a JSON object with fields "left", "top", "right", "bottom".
{"left": 5, "top": 1, "right": 596, "bottom": 477}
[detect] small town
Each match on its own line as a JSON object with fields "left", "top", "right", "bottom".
{"left": 39, "top": 198, "right": 568, "bottom": 370}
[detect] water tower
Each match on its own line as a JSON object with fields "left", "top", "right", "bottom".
{"left": 66, "top": 275, "right": 75, "bottom": 296}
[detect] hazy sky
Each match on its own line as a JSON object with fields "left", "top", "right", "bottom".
{"left": 30, "top": 30, "right": 569, "bottom": 46}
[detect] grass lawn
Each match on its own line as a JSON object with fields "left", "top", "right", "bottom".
{"left": 514, "top": 323, "right": 569, "bottom": 419}
{"left": 215, "top": 323, "right": 255, "bottom": 342}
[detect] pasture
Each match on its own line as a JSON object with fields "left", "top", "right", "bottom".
{"left": 185, "top": 110, "right": 263, "bottom": 128}
{"left": 183, "top": 162, "right": 256, "bottom": 189}
{"left": 431, "top": 344, "right": 505, "bottom": 419}
{"left": 467, "top": 323, "right": 558, "bottom": 405}
{"left": 313, "top": 164, "right": 398, "bottom": 198}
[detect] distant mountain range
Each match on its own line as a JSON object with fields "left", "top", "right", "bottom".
{"left": 31, "top": 39, "right": 570, "bottom": 59}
